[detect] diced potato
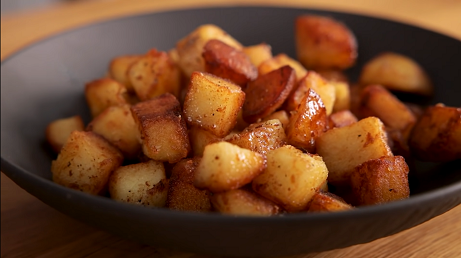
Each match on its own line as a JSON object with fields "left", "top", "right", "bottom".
{"left": 194, "top": 142, "right": 265, "bottom": 192}
{"left": 109, "top": 55, "right": 143, "bottom": 92}
{"left": 51, "top": 131, "right": 124, "bottom": 195}
{"left": 286, "top": 89, "right": 328, "bottom": 153}
{"left": 128, "top": 49, "right": 181, "bottom": 101}
{"left": 188, "top": 125, "right": 222, "bottom": 157}
{"left": 328, "top": 110, "right": 358, "bottom": 128}
{"left": 258, "top": 53, "right": 307, "bottom": 81}
{"left": 166, "top": 158, "right": 212, "bottom": 212}
{"left": 316, "top": 117, "right": 393, "bottom": 186}
{"left": 225, "top": 119, "right": 287, "bottom": 157}
{"left": 308, "top": 191, "right": 353, "bottom": 212}
{"left": 350, "top": 156, "right": 410, "bottom": 206}
{"left": 359, "top": 52, "right": 433, "bottom": 96}
{"left": 175, "top": 24, "right": 243, "bottom": 78}
{"left": 211, "top": 188, "right": 281, "bottom": 216}
{"left": 252, "top": 145, "right": 329, "bottom": 212}
{"left": 409, "top": 104, "right": 461, "bottom": 162}
{"left": 85, "top": 78, "right": 129, "bottom": 118}
{"left": 262, "top": 110, "right": 290, "bottom": 129}
{"left": 87, "top": 104, "right": 141, "bottom": 160}
{"left": 315, "top": 69, "right": 349, "bottom": 83}
{"left": 203, "top": 39, "right": 257, "bottom": 87}
{"left": 295, "top": 15, "right": 357, "bottom": 70}
{"left": 285, "top": 71, "right": 336, "bottom": 115}
{"left": 183, "top": 72, "right": 245, "bottom": 137}
{"left": 242, "top": 65, "right": 296, "bottom": 123}
{"left": 109, "top": 160, "right": 168, "bottom": 207}
{"left": 243, "top": 43, "right": 273, "bottom": 67}
{"left": 45, "top": 115, "right": 84, "bottom": 153}
{"left": 358, "top": 85, "right": 416, "bottom": 139}
{"left": 131, "top": 93, "right": 190, "bottom": 163}
{"left": 331, "top": 81, "right": 350, "bottom": 112}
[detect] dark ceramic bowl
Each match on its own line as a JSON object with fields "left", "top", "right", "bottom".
{"left": 1, "top": 6, "right": 461, "bottom": 257}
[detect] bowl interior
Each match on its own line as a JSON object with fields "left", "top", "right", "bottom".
{"left": 1, "top": 6, "right": 461, "bottom": 257}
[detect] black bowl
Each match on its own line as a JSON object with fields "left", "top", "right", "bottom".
{"left": 1, "top": 6, "right": 461, "bottom": 257}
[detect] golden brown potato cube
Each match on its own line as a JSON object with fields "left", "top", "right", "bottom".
{"left": 183, "top": 72, "right": 245, "bottom": 137}
{"left": 51, "top": 131, "right": 124, "bottom": 195}
{"left": 331, "top": 81, "right": 351, "bottom": 112}
{"left": 258, "top": 53, "right": 307, "bottom": 82}
{"left": 189, "top": 125, "right": 222, "bottom": 157}
{"left": 109, "top": 160, "right": 168, "bottom": 207}
{"left": 243, "top": 65, "right": 296, "bottom": 123}
{"left": 262, "top": 110, "right": 290, "bottom": 129}
{"left": 409, "top": 104, "right": 461, "bottom": 162}
{"left": 315, "top": 69, "right": 349, "bottom": 83}
{"left": 211, "top": 188, "right": 281, "bottom": 216}
{"left": 359, "top": 52, "right": 433, "bottom": 96}
{"left": 316, "top": 117, "right": 393, "bottom": 186}
{"left": 358, "top": 84, "right": 416, "bottom": 140}
{"left": 131, "top": 93, "right": 190, "bottom": 163}
{"left": 295, "top": 15, "right": 357, "bottom": 70}
{"left": 46, "top": 115, "right": 84, "bottom": 153}
{"left": 226, "top": 119, "right": 287, "bottom": 157}
{"left": 87, "top": 104, "right": 141, "bottom": 160}
{"left": 166, "top": 158, "right": 212, "bottom": 212}
{"left": 328, "top": 110, "right": 358, "bottom": 128}
{"left": 194, "top": 141, "right": 265, "bottom": 192}
{"left": 109, "top": 55, "right": 143, "bottom": 92}
{"left": 243, "top": 43, "right": 273, "bottom": 68}
{"left": 286, "top": 89, "right": 328, "bottom": 153}
{"left": 203, "top": 39, "right": 257, "bottom": 87}
{"left": 308, "top": 191, "right": 353, "bottom": 212}
{"left": 128, "top": 49, "right": 181, "bottom": 101}
{"left": 285, "top": 71, "right": 336, "bottom": 115}
{"left": 85, "top": 78, "right": 129, "bottom": 118}
{"left": 176, "top": 24, "right": 243, "bottom": 78}
{"left": 350, "top": 156, "right": 410, "bottom": 206}
{"left": 252, "top": 145, "right": 329, "bottom": 212}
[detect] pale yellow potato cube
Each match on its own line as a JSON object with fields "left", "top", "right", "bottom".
{"left": 188, "top": 125, "right": 222, "bottom": 157}
{"left": 85, "top": 78, "right": 129, "bottom": 118}
{"left": 243, "top": 43, "right": 273, "bottom": 67}
{"left": 331, "top": 81, "right": 350, "bottom": 112}
{"left": 45, "top": 115, "right": 84, "bottom": 153}
{"left": 258, "top": 53, "right": 307, "bottom": 82}
{"left": 109, "top": 54, "right": 143, "bottom": 92}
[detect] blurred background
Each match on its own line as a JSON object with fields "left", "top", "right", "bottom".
{"left": 1, "top": 0, "right": 77, "bottom": 13}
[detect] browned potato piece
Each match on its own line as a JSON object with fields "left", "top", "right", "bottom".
{"left": 183, "top": 72, "right": 245, "bottom": 137}
{"left": 258, "top": 53, "right": 307, "bottom": 81}
{"left": 243, "top": 65, "right": 296, "bottom": 123}
{"left": 308, "top": 191, "right": 353, "bottom": 212}
{"left": 188, "top": 125, "right": 222, "bottom": 157}
{"left": 359, "top": 52, "right": 433, "bottom": 96}
{"left": 350, "top": 156, "right": 410, "bottom": 206}
{"left": 194, "top": 142, "right": 265, "bottom": 193}
{"left": 358, "top": 85, "right": 416, "bottom": 140}
{"left": 166, "top": 158, "right": 212, "bottom": 212}
{"left": 295, "top": 15, "right": 357, "bottom": 70}
{"left": 409, "top": 104, "right": 461, "bottom": 162}
{"left": 87, "top": 104, "right": 141, "bottom": 160}
{"left": 286, "top": 89, "right": 328, "bottom": 153}
{"left": 285, "top": 71, "right": 336, "bottom": 115}
{"left": 51, "top": 131, "right": 124, "bottom": 195}
{"left": 203, "top": 39, "right": 257, "bottom": 87}
{"left": 128, "top": 49, "right": 181, "bottom": 101}
{"left": 225, "top": 119, "right": 287, "bottom": 157}
{"left": 46, "top": 115, "right": 84, "bottom": 153}
{"left": 328, "top": 110, "right": 358, "bottom": 128}
{"left": 316, "top": 117, "right": 393, "bottom": 186}
{"left": 262, "top": 110, "right": 290, "bottom": 129}
{"left": 175, "top": 24, "right": 243, "bottom": 78}
{"left": 252, "top": 145, "right": 329, "bottom": 212}
{"left": 131, "top": 93, "right": 190, "bottom": 163}
{"left": 331, "top": 81, "right": 351, "bottom": 112}
{"left": 85, "top": 78, "right": 129, "bottom": 118}
{"left": 109, "top": 55, "right": 143, "bottom": 92}
{"left": 109, "top": 160, "right": 168, "bottom": 207}
{"left": 243, "top": 43, "right": 273, "bottom": 67}
{"left": 211, "top": 188, "right": 281, "bottom": 216}
{"left": 315, "top": 69, "right": 349, "bottom": 83}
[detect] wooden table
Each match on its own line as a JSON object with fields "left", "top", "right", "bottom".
{"left": 2, "top": 0, "right": 461, "bottom": 257}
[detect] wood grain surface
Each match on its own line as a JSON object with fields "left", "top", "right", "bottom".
{"left": 2, "top": 0, "right": 461, "bottom": 257}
